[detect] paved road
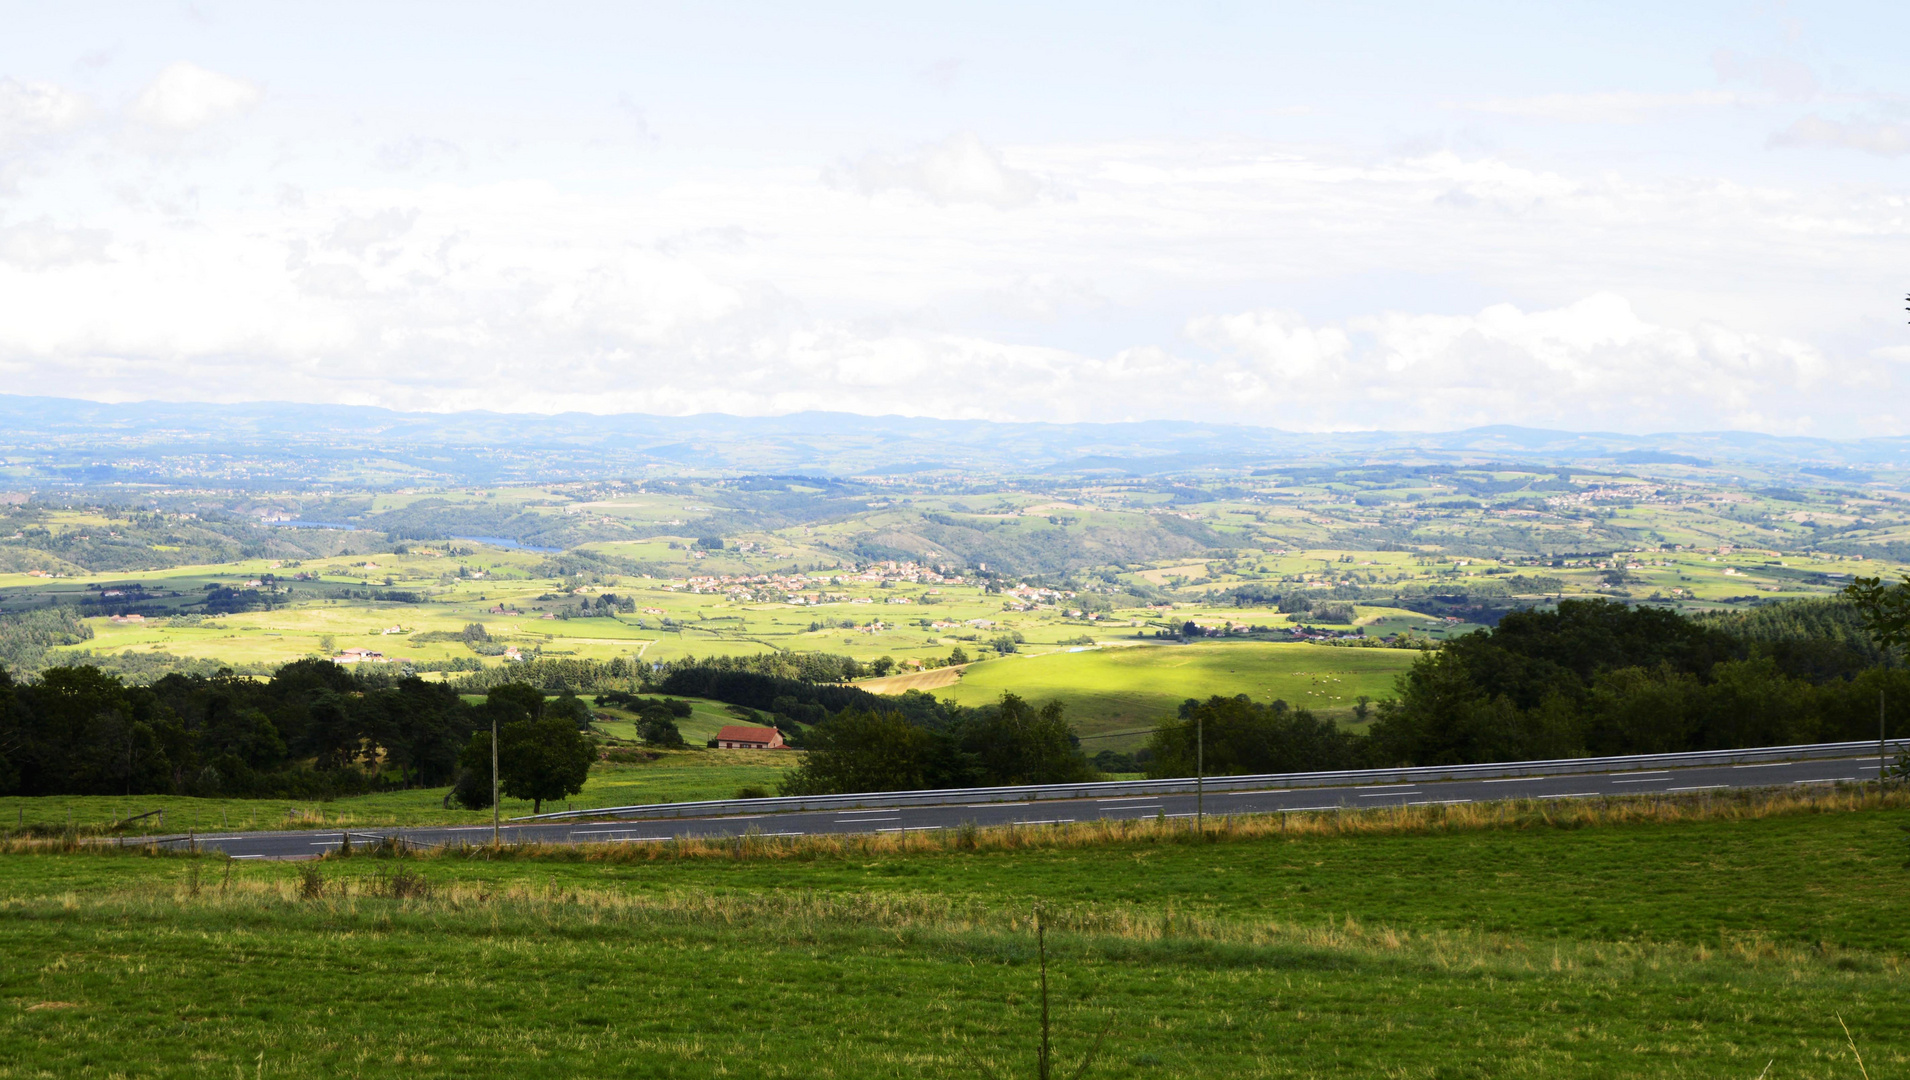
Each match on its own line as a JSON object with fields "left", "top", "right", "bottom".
{"left": 144, "top": 754, "right": 1886, "bottom": 860}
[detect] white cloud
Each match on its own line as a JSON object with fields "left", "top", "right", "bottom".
{"left": 1186, "top": 310, "right": 1350, "bottom": 378}
{"left": 131, "top": 62, "right": 260, "bottom": 131}
{"left": 1189, "top": 294, "right": 1836, "bottom": 432}
{"left": 0, "top": 77, "right": 89, "bottom": 139}
{"left": 0, "top": 129, "right": 1899, "bottom": 433}
{"left": 1467, "top": 90, "right": 1741, "bottom": 124}
{"left": 326, "top": 208, "right": 420, "bottom": 256}
{"left": 834, "top": 131, "right": 1042, "bottom": 207}
{"left": 374, "top": 137, "right": 468, "bottom": 173}
{"left": 1769, "top": 114, "right": 1910, "bottom": 156}
{"left": 0, "top": 220, "right": 110, "bottom": 268}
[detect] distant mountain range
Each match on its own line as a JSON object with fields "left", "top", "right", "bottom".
{"left": 0, "top": 394, "right": 1904, "bottom": 487}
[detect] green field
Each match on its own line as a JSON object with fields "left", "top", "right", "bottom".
{"left": 0, "top": 792, "right": 1905, "bottom": 1077}
{"left": 590, "top": 695, "right": 759, "bottom": 746}
{"left": 9, "top": 475, "right": 1902, "bottom": 684}
{"left": 932, "top": 642, "right": 1422, "bottom": 747}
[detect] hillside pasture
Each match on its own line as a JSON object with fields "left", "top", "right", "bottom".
{"left": 936, "top": 641, "right": 1420, "bottom": 747}
{"left": 856, "top": 665, "right": 967, "bottom": 694}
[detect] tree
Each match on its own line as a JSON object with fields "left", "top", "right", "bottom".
{"left": 956, "top": 694, "right": 1095, "bottom": 785}
{"left": 485, "top": 682, "right": 546, "bottom": 726}
{"left": 779, "top": 710, "right": 938, "bottom": 795}
{"left": 452, "top": 732, "right": 495, "bottom": 810}
{"left": 546, "top": 692, "right": 593, "bottom": 730}
{"left": 635, "top": 705, "right": 686, "bottom": 748}
{"left": 1144, "top": 695, "right": 1356, "bottom": 779}
{"left": 948, "top": 646, "right": 969, "bottom": 666}
{"left": 1846, "top": 574, "right": 1910, "bottom": 653}
{"left": 495, "top": 715, "right": 594, "bottom": 814}
{"left": 871, "top": 656, "right": 895, "bottom": 677}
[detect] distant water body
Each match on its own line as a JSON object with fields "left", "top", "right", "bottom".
{"left": 452, "top": 535, "right": 563, "bottom": 554}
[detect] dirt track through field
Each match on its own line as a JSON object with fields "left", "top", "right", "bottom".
{"left": 857, "top": 665, "right": 968, "bottom": 694}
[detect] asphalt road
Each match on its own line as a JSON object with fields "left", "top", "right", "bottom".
{"left": 143, "top": 754, "right": 1886, "bottom": 860}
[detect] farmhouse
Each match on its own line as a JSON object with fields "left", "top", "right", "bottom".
{"left": 714, "top": 725, "right": 785, "bottom": 750}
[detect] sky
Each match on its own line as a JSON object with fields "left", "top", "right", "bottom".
{"left": 0, "top": 1, "right": 1906, "bottom": 435}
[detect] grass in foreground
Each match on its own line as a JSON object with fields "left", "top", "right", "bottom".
{"left": 2, "top": 788, "right": 1907, "bottom": 1078}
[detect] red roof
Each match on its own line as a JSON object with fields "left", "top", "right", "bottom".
{"left": 716, "top": 725, "right": 781, "bottom": 745}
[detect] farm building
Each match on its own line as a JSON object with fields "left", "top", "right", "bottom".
{"left": 714, "top": 725, "right": 785, "bottom": 749}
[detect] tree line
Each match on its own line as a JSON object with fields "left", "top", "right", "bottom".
{"left": 780, "top": 693, "right": 1096, "bottom": 794}
{"left": 0, "top": 658, "right": 598, "bottom": 805}
{"left": 1133, "top": 596, "right": 1907, "bottom": 779}
{"left": 793, "top": 595, "right": 1910, "bottom": 790}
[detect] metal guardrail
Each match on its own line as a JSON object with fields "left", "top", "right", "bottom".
{"left": 514, "top": 737, "right": 1908, "bottom": 823}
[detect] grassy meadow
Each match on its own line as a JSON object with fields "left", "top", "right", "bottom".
{"left": 934, "top": 642, "right": 1421, "bottom": 744}
{"left": 590, "top": 696, "right": 756, "bottom": 745}
{"left": 1, "top": 789, "right": 1906, "bottom": 1077}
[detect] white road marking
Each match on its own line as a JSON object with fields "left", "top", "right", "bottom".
{"left": 1481, "top": 776, "right": 1543, "bottom": 783}
{"left": 1359, "top": 791, "right": 1420, "bottom": 798}
{"left": 1537, "top": 792, "right": 1599, "bottom": 799}
{"left": 1667, "top": 785, "right": 1728, "bottom": 792}
{"left": 1407, "top": 799, "right": 1473, "bottom": 806}
{"left": 1610, "top": 778, "right": 1671, "bottom": 784}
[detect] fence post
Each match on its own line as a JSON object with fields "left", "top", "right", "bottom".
{"left": 1195, "top": 712, "right": 1204, "bottom": 836}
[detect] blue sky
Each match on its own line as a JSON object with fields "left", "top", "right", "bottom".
{"left": 0, "top": 2, "right": 1905, "bottom": 433}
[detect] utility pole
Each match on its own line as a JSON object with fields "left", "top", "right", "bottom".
{"left": 1882, "top": 690, "right": 1889, "bottom": 789}
{"left": 1195, "top": 712, "right": 1204, "bottom": 836}
{"left": 491, "top": 712, "right": 500, "bottom": 847}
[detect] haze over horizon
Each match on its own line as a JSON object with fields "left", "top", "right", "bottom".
{"left": 2, "top": 3, "right": 1906, "bottom": 436}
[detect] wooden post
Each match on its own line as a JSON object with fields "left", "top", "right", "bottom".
{"left": 1882, "top": 690, "right": 1889, "bottom": 789}
{"left": 491, "top": 713, "right": 500, "bottom": 847}
{"left": 1195, "top": 713, "right": 1204, "bottom": 836}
